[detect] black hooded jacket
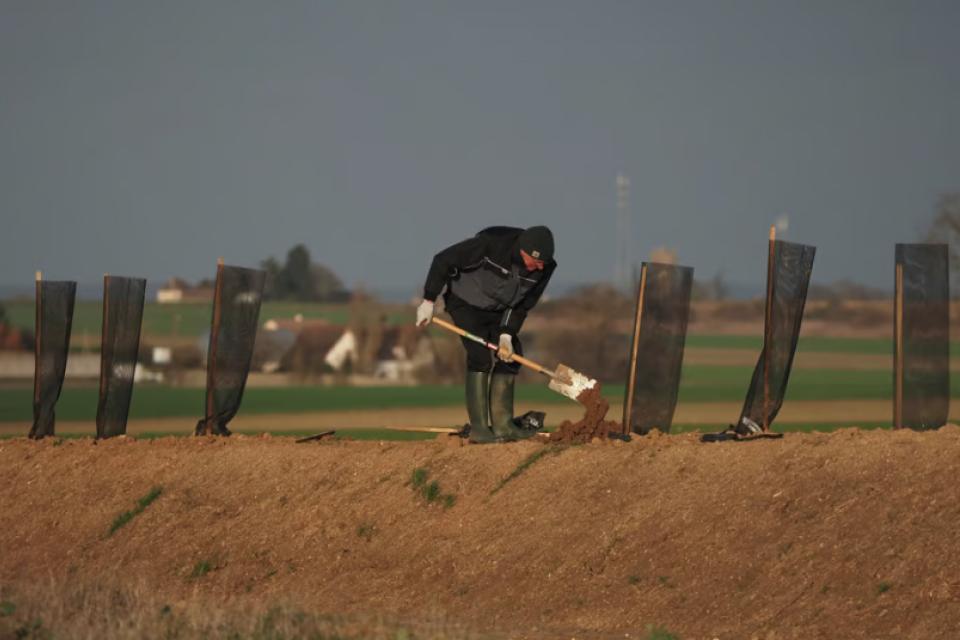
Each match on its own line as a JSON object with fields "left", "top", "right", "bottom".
{"left": 422, "top": 226, "right": 556, "bottom": 336}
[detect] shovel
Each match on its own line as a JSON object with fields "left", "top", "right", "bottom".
{"left": 430, "top": 317, "right": 597, "bottom": 404}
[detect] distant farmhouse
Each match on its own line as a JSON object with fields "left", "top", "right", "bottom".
{"left": 262, "top": 315, "right": 434, "bottom": 381}
{"left": 156, "top": 278, "right": 214, "bottom": 304}
{"left": 0, "top": 323, "right": 32, "bottom": 351}
{"left": 265, "top": 317, "right": 358, "bottom": 375}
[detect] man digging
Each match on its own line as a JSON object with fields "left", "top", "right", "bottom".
{"left": 416, "top": 226, "right": 556, "bottom": 443}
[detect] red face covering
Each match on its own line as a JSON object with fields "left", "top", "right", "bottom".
{"left": 520, "top": 249, "right": 545, "bottom": 271}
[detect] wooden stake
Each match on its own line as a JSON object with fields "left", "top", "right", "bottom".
{"left": 381, "top": 426, "right": 458, "bottom": 434}
{"left": 203, "top": 260, "right": 225, "bottom": 435}
{"left": 622, "top": 263, "right": 648, "bottom": 435}
{"left": 763, "top": 226, "right": 776, "bottom": 432}
{"left": 97, "top": 274, "right": 110, "bottom": 437}
{"left": 33, "top": 271, "right": 43, "bottom": 411}
{"left": 894, "top": 262, "right": 904, "bottom": 429}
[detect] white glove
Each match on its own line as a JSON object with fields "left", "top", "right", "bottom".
{"left": 415, "top": 300, "right": 435, "bottom": 327}
{"left": 497, "top": 333, "right": 515, "bottom": 362}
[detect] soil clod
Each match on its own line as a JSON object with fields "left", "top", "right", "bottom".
{"left": 549, "top": 386, "right": 622, "bottom": 444}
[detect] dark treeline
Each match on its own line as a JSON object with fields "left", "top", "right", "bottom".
{"left": 260, "top": 244, "right": 350, "bottom": 303}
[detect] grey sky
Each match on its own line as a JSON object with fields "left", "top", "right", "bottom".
{"left": 2, "top": 0, "right": 958, "bottom": 296}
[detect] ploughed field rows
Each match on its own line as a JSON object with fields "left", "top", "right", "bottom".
{"left": 2, "top": 428, "right": 959, "bottom": 638}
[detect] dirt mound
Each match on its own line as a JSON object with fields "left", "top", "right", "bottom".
{"left": 2, "top": 428, "right": 960, "bottom": 638}
{"left": 548, "top": 386, "right": 621, "bottom": 444}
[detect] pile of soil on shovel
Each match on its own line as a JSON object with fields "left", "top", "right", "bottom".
{"left": 548, "top": 385, "right": 622, "bottom": 444}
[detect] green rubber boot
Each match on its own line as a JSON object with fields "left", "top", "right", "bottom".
{"left": 465, "top": 372, "right": 497, "bottom": 444}
{"left": 490, "top": 373, "right": 536, "bottom": 441}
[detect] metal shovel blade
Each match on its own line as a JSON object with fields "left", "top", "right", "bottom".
{"left": 548, "top": 363, "right": 598, "bottom": 403}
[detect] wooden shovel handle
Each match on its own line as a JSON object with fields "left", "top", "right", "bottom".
{"left": 430, "top": 317, "right": 494, "bottom": 347}
{"left": 429, "top": 317, "right": 554, "bottom": 377}
{"left": 509, "top": 353, "right": 553, "bottom": 377}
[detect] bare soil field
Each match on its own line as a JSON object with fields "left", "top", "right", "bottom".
{"left": 2, "top": 428, "right": 959, "bottom": 639}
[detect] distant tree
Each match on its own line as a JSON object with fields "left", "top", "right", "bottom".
{"left": 691, "top": 271, "right": 729, "bottom": 301}
{"left": 282, "top": 244, "right": 314, "bottom": 301}
{"left": 260, "top": 256, "right": 282, "bottom": 299}
{"left": 0, "top": 301, "right": 6, "bottom": 325}
{"left": 310, "top": 263, "right": 348, "bottom": 302}
{"left": 710, "top": 271, "right": 729, "bottom": 301}
{"left": 926, "top": 193, "right": 960, "bottom": 279}
{"left": 260, "top": 245, "right": 348, "bottom": 302}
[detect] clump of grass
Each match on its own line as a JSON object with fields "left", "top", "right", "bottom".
{"left": 644, "top": 625, "right": 679, "bottom": 640}
{"left": 356, "top": 523, "right": 375, "bottom": 540}
{"left": 190, "top": 560, "right": 215, "bottom": 579}
{"left": 410, "top": 467, "right": 429, "bottom": 489}
{"left": 876, "top": 581, "right": 892, "bottom": 595}
{"left": 0, "top": 600, "right": 15, "bottom": 617}
{"left": 14, "top": 618, "right": 46, "bottom": 638}
{"left": 108, "top": 486, "right": 163, "bottom": 536}
{"left": 491, "top": 445, "right": 563, "bottom": 495}
{"left": 628, "top": 575, "right": 641, "bottom": 585}
{"left": 423, "top": 480, "right": 441, "bottom": 503}
{"left": 408, "top": 468, "right": 456, "bottom": 509}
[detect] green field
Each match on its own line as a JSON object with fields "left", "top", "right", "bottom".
{"left": 0, "top": 366, "right": 948, "bottom": 424}
{"left": 1, "top": 300, "right": 414, "bottom": 342}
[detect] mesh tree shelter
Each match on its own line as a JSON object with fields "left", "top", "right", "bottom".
{"left": 622, "top": 262, "right": 693, "bottom": 435}
{"left": 96, "top": 275, "right": 147, "bottom": 438}
{"left": 196, "top": 262, "right": 266, "bottom": 436}
{"left": 895, "top": 244, "right": 949, "bottom": 430}
{"left": 30, "top": 277, "right": 76, "bottom": 439}
{"left": 738, "top": 233, "right": 816, "bottom": 432}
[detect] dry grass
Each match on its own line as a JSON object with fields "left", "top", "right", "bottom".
{"left": 0, "top": 577, "right": 488, "bottom": 640}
